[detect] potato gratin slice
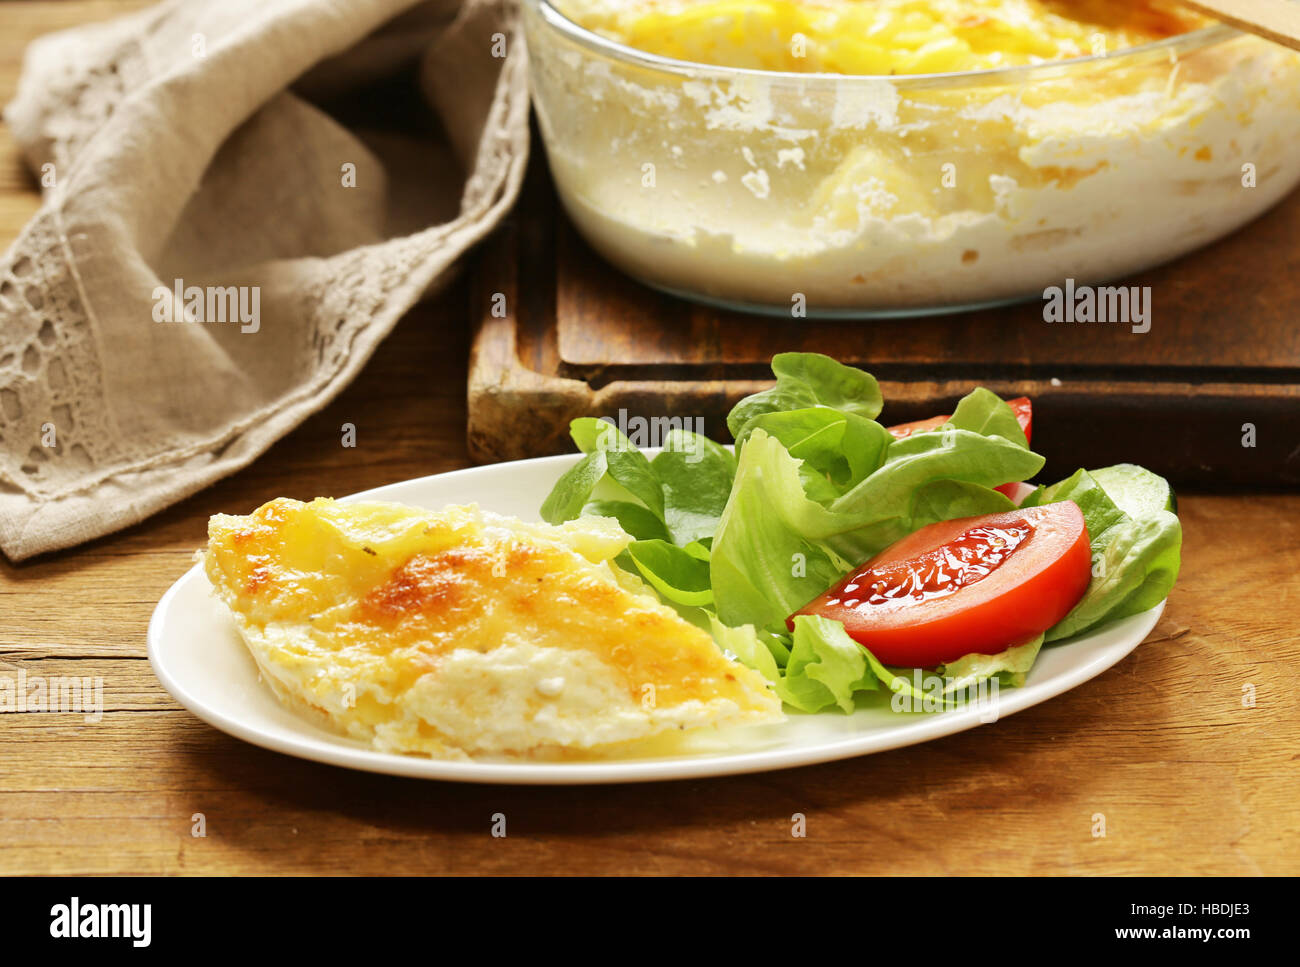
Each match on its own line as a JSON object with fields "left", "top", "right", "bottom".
{"left": 202, "top": 498, "right": 782, "bottom": 759}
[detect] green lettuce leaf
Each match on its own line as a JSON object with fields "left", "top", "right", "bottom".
{"left": 760, "top": 616, "right": 1027, "bottom": 714}
{"left": 708, "top": 615, "right": 783, "bottom": 684}
{"left": 741, "top": 407, "right": 893, "bottom": 501}
{"left": 540, "top": 450, "right": 610, "bottom": 525}
{"left": 625, "top": 539, "right": 714, "bottom": 608}
{"left": 581, "top": 500, "right": 671, "bottom": 542}
{"left": 907, "top": 479, "right": 1016, "bottom": 531}
{"left": 938, "top": 635, "right": 1044, "bottom": 691}
{"left": 727, "top": 353, "right": 883, "bottom": 444}
{"left": 569, "top": 418, "right": 665, "bottom": 520}
{"left": 544, "top": 418, "right": 737, "bottom": 549}
{"left": 709, "top": 430, "right": 857, "bottom": 632}
{"left": 542, "top": 418, "right": 667, "bottom": 527}
{"left": 650, "top": 429, "right": 736, "bottom": 545}
{"left": 1021, "top": 468, "right": 1126, "bottom": 534}
{"left": 781, "top": 614, "right": 877, "bottom": 713}
{"left": 1047, "top": 511, "right": 1182, "bottom": 641}
{"left": 821, "top": 429, "right": 1044, "bottom": 564}
{"left": 1025, "top": 468, "right": 1182, "bottom": 641}
{"left": 944, "top": 387, "right": 1030, "bottom": 448}
{"left": 778, "top": 616, "right": 930, "bottom": 713}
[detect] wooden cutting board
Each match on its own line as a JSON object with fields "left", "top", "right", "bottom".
{"left": 469, "top": 159, "right": 1300, "bottom": 486}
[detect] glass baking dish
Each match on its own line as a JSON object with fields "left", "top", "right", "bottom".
{"left": 522, "top": 0, "right": 1300, "bottom": 318}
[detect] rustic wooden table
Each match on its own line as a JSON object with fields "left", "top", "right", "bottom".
{"left": 2, "top": 1, "right": 1298, "bottom": 876}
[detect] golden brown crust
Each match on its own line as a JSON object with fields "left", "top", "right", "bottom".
{"left": 202, "top": 498, "right": 782, "bottom": 757}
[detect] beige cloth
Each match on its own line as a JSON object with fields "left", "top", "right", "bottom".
{"left": 0, "top": 0, "right": 529, "bottom": 561}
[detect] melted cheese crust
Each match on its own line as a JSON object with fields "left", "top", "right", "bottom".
{"left": 558, "top": 0, "right": 1206, "bottom": 75}
{"left": 203, "top": 498, "right": 781, "bottom": 759}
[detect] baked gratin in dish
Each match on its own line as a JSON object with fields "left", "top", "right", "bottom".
{"left": 524, "top": 0, "right": 1300, "bottom": 313}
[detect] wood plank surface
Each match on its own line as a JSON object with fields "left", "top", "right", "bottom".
{"left": 1, "top": 0, "right": 1298, "bottom": 877}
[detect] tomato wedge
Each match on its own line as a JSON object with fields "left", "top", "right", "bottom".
{"left": 789, "top": 502, "right": 1090, "bottom": 668}
{"left": 997, "top": 481, "right": 1038, "bottom": 507}
{"left": 886, "top": 397, "right": 1033, "bottom": 501}
{"left": 887, "top": 396, "right": 1033, "bottom": 445}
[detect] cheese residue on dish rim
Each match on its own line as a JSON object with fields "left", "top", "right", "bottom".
{"left": 202, "top": 498, "right": 782, "bottom": 761}
{"left": 528, "top": 0, "right": 1300, "bottom": 310}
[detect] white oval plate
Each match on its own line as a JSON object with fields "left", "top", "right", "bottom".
{"left": 148, "top": 454, "right": 1165, "bottom": 785}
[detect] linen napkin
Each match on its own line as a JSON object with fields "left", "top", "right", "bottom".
{"left": 0, "top": 0, "right": 529, "bottom": 561}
